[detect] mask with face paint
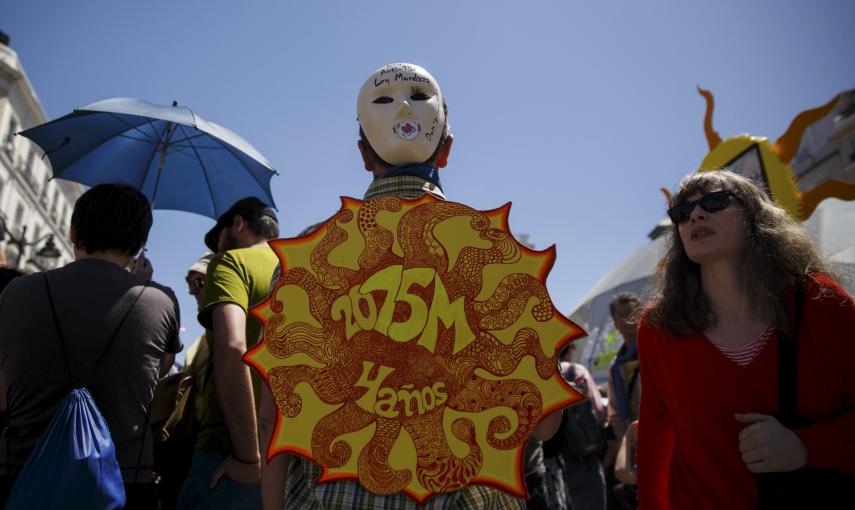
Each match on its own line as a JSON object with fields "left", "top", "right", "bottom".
{"left": 357, "top": 63, "right": 446, "bottom": 166}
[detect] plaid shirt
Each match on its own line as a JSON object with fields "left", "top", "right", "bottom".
{"left": 283, "top": 175, "right": 525, "bottom": 509}
{"left": 363, "top": 174, "right": 445, "bottom": 201}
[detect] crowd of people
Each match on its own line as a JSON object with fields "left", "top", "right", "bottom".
{"left": 523, "top": 294, "right": 641, "bottom": 510}
{"left": 0, "top": 62, "right": 853, "bottom": 510}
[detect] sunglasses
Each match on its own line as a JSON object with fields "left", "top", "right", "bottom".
{"left": 187, "top": 277, "right": 205, "bottom": 292}
{"left": 667, "top": 190, "right": 737, "bottom": 224}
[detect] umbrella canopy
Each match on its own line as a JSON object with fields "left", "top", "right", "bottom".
{"left": 19, "top": 97, "right": 278, "bottom": 219}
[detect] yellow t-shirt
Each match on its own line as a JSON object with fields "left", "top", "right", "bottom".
{"left": 194, "top": 245, "right": 278, "bottom": 454}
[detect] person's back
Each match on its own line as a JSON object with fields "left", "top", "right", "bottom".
{"left": 0, "top": 260, "right": 179, "bottom": 477}
{"left": 0, "top": 183, "right": 181, "bottom": 506}
{"left": 557, "top": 355, "right": 607, "bottom": 510}
{"left": 263, "top": 63, "right": 529, "bottom": 510}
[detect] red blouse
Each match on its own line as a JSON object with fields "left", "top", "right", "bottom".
{"left": 636, "top": 274, "right": 855, "bottom": 510}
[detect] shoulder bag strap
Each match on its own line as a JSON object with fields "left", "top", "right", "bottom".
{"left": 45, "top": 275, "right": 147, "bottom": 388}
{"left": 626, "top": 365, "right": 640, "bottom": 404}
{"left": 132, "top": 356, "right": 164, "bottom": 485}
{"left": 46, "top": 273, "right": 155, "bottom": 485}
{"left": 776, "top": 278, "right": 805, "bottom": 424}
{"left": 88, "top": 284, "right": 148, "bottom": 383}
{"left": 44, "top": 274, "right": 76, "bottom": 386}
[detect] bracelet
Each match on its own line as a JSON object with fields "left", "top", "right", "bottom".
{"left": 231, "top": 454, "right": 260, "bottom": 465}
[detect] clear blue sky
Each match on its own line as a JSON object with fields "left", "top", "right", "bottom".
{"left": 6, "top": 1, "right": 854, "bottom": 362}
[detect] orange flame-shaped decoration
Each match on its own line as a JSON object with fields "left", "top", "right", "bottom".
{"left": 695, "top": 87, "right": 855, "bottom": 220}
{"left": 245, "top": 194, "right": 584, "bottom": 502}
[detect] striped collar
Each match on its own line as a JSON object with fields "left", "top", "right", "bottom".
{"left": 363, "top": 174, "right": 446, "bottom": 201}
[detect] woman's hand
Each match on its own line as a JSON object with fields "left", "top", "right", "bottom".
{"left": 735, "top": 413, "right": 807, "bottom": 473}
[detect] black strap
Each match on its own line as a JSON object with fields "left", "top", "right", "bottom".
{"left": 45, "top": 275, "right": 75, "bottom": 385}
{"left": 626, "top": 365, "right": 640, "bottom": 408}
{"left": 3, "top": 410, "right": 8, "bottom": 477}
{"left": 44, "top": 273, "right": 154, "bottom": 484}
{"left": 776, "top": 278, "right": 805, "bottom": 425}
{"left": 761, "top": 277, "right": 853, "bottom": 509}
{"left": 132, "top": 399, "right": 154, "bottom": 484}
{"left": 44, "top": 273, "right": 147, "bottom": 388}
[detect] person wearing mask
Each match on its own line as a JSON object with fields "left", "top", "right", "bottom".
{"left": 260, "top": 62, "right": 562, "bottom": 510}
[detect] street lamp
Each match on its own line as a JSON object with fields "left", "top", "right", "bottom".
{"left": 0, "top": 217, "right": 62, "bottom": 270}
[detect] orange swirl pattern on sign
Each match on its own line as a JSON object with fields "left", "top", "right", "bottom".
{"left": 245, "top": 194, "right": 585, "bottom": 503}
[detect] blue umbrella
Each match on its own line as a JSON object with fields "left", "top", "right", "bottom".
{"left": 19, "top": 97, "right": 278, "bottom": 219}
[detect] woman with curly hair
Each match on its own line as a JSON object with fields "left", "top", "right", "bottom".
{"left": 636, "top": 171, "right": 855, "bottom": 510}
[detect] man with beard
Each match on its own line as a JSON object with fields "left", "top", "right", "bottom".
{"left": 177, "top": 197, "right": 279, "bottom": 510}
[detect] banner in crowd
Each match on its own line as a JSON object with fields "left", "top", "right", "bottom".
{"left": 246, "top": 194, "right": 584, "bottom": 502}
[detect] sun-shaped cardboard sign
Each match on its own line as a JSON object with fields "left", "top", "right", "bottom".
{"left": 245, "top": 194, "right": 585, "bottom": 503}
{"left": 694, "top": 87, "right": 855, "bottom": 221}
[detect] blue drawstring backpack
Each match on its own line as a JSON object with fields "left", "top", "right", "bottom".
{"left": 5, "top": 388, "right": 126, "bottom": 509}
{"left": 5, "top": 276, "right": 147, "bottom": 510}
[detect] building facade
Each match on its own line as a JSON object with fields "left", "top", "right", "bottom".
{"left": 0, "top": 35, "right": 83, "bottom": 272}
{"left": 792, "top": 89, "right": 855, "bottom": 190}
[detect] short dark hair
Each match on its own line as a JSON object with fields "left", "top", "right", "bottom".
{"left": 609, "top": 292, "right": 642, "bottom": 316}
{"left": 0, "top": 267, "right": 23, "bottom": 293}
{"left": 71, "top": 184, "right": 152, "bottom": 256}
{"left": 204, "top": 197, "right": 279, "bottom": 252}
{"left": 241, "top": 209, "right": 279, "bottom": 240}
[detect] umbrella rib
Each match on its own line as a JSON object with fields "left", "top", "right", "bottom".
{"left": 46, "top": 113, "right": 157, "bottom": 176}
{"left": 116, "top": 133, "right": 159, "bottom": 143}
{"left": 177, "top": 124, "right": 219, "bottom": 217}
{"left": 205, "top": 130, "right": 278, "bottom": 205}
{"left": 166, "top": 146, "right": 199, "bottom": 159}
{"left": 171, "top": 143, "right": 229, "bottom": 150}
{"left": 163, "top": 133, "right": 221, "bottom": 160}
{"left": 138, "top": 119, "right": 178, "bottom": 205}
{"left": 145, "top": 117, "right": 166, "bottom": 142}
{"left": 166, "top": 131, "right": 209, "bottom": 146}
{"left": 137, "top": 137, "right": 161, "bottom": 191}
{"left": 104, "top": 112, "right": 163, "bottom": 144}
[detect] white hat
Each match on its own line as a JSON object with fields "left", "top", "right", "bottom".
{"left": 187, "top": 252, "right": 214, "bottom": 276}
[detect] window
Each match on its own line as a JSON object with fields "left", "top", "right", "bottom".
{"left": 40, "top": 173, "right": 50, "bottom": 205}
{"left": 50, "top": 190, "right": 58, "bottom": 222}
{"left": 5, "top": 117, "right": 17, "bottom": 144}
{"left": 725, "top": 144, "right": 772, "bottom": 198}
{"left": 4, "top": 117, "right": 18, "bottom": 156}
{"left": 13, "top": 204, "right": 24, "bottom": 235}
{"left": 60, "top": 204, "right": 69, "bottom": 234}
{"left": 24, "top": 150, "right": 38, "bottom": 188}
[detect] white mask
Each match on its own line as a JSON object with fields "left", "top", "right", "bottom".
{"left": 357, "top": 63, "right": 446, "bottom": 166}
